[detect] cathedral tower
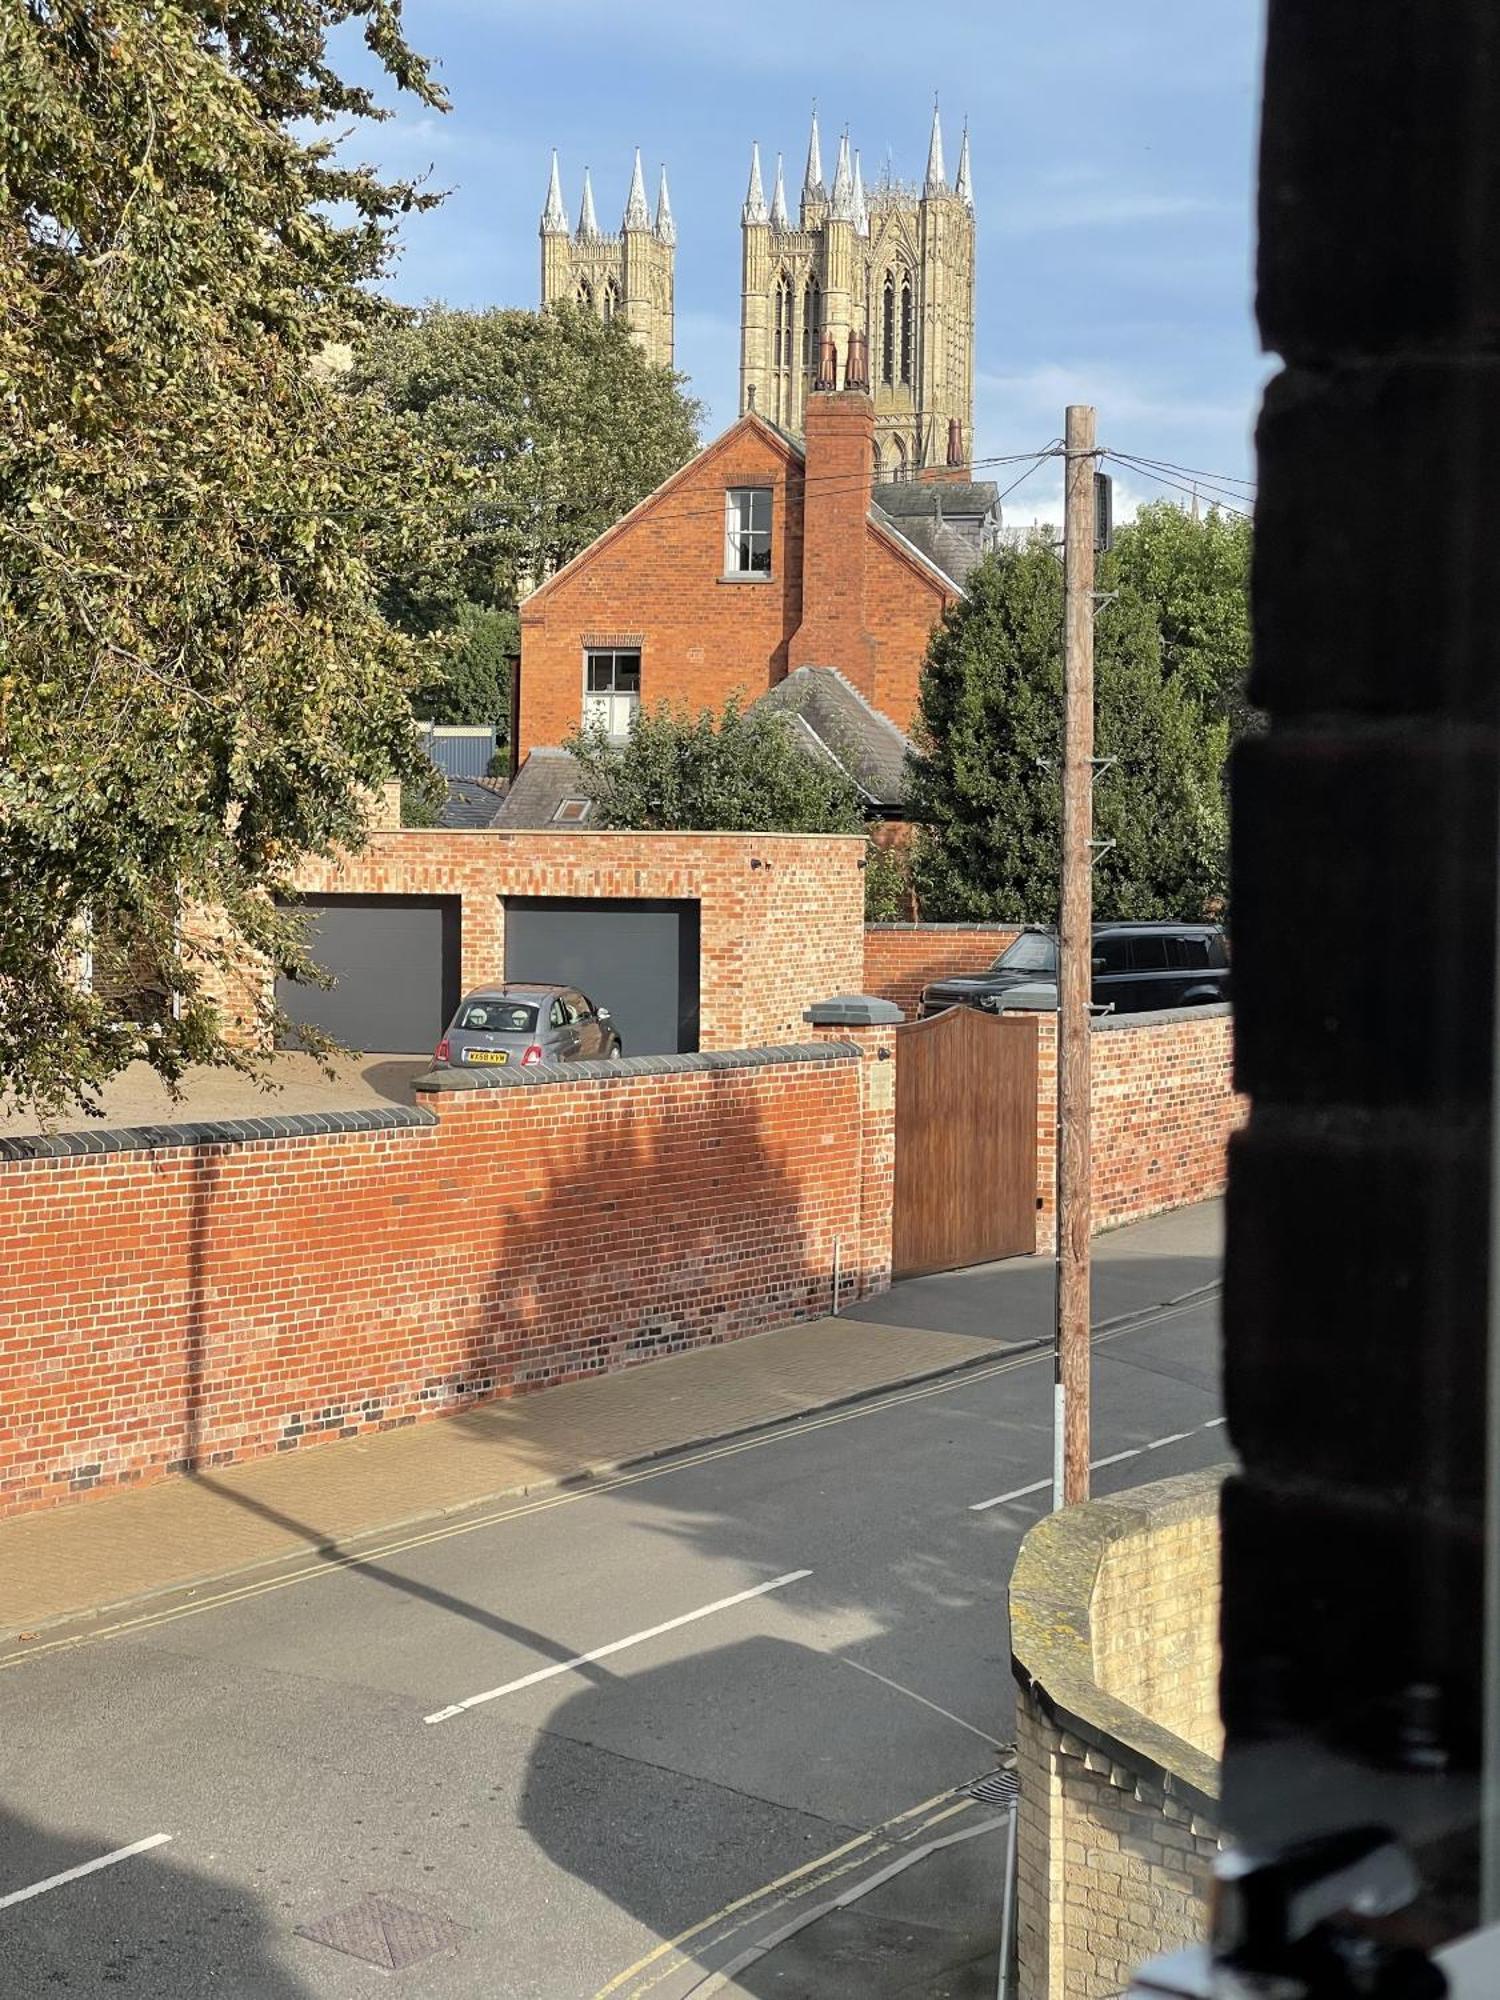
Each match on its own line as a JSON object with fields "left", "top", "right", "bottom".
{"left": 540, "top": 149, "right": 676, "bottom": 368}
{"left": 738, "top": 107, "right": 975, "bottom": 477}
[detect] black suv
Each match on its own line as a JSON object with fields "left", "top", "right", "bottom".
{"left": 919, "top": 922, "right": 1230, "bottom": 1018}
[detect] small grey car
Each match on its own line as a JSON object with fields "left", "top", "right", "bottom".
{"left": 434, "top": 983, "right": 622, "bottom": 1071}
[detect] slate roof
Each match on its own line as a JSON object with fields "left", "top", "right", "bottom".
{"left": 486, "top": 748, "right": 597, "bottom": 829}
{"left": 486, "top": 671, "right": 914, "bottom": 828}
{"left": 751, "top": 666, "right": 913, "bottom": 810}
{"left": 872, "top": 506, "right": 982, "bottom": 589}
{"left": 875, "top": 480, "right": 1001, "bottom": 520}
{"left": 870, "top": 478, "right": 1002, "bottom": 589}
{"left": 440, "top": 776, "right": 510, "bottom": 830}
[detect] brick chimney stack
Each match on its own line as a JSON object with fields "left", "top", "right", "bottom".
{"left": 788, "top": 330, "right": 878, "bottom": 698}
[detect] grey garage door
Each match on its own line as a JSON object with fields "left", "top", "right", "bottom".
{"left": 276, "top": 895, "right": 461, "bottom": 1054}
{"left": 502, "top": 898, "right": 701, "bottom": 1057}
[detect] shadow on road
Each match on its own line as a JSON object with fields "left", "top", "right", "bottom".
{"left": 0, "top": 1804, "right": 309, "bottom": 1995}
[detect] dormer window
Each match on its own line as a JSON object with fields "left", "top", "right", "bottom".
{"left": 724, "top": 488, "right": 772, "bottom": 576}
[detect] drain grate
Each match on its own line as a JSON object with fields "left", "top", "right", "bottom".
{"left": 968, "top": 1769, "right": 1021, "bottom": 1808}
{"left": 295, "top": 1893, "right": 467, "bottom": 1971}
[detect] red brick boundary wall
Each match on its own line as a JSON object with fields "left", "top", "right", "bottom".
{"left": 0, "top": 1043, "right": 891, "bottom": 1519}
{"left": 1034, "top": 1007, "right": 1243, "bottom": 1247}
{"left": 863, "top": 923, "right": 1025, "bottom": 1019}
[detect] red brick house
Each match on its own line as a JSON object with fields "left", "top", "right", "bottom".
{"left": 498, "top": 334, "right": 996, "bottom": 828}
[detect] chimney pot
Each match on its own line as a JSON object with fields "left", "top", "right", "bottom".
{"left": 814, "top": 329, "right": 839, "bottom": 393}
{"left": 947, "top": 417, "right": 964, "bottom": 468}
{"left": 845, "top": 329, "right": 870, "bottom": 392}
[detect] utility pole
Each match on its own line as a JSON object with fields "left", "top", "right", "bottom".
{"left": 1054, "top": 404, "right": 1097, "bottom": 1509}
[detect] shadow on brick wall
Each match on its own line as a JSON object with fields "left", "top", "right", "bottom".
{"left": 132, "top": 1059, "right": 855, "bottom": 1495}
{"left": 433, "top": 1070, "right": 857, "bottom": 1440}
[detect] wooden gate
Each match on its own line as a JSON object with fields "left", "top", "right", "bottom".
{"left": 891, "top": 1007, "right": 1039, "bottom": 1278}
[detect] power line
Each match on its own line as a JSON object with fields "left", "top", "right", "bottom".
{"left": 1108, "top": 448, "right": 1255, "bottom": 494}
{"left": 1101, "top": 450, "right": 1254, "bottom": 521}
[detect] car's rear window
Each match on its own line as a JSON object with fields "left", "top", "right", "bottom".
{"left": 457, "top": 1000, "right": 537, "bottom": 1034}
{"left": 996, "top": 932, "right": 1057, "bottom": 974}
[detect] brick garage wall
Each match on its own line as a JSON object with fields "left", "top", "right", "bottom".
{"left": 0, "top": 1044, "right": 888, "bottom": 1519}
{"left": 280, "top": 829, "right": 865, "bottom": 1055}
{"left": 863, "top": 923, "right": 1024, "bottom": 1019}
{"left": 1011, "top": 1471, "right": 1225, "bottom": 2000}
{"left": 1034, "top": 1007, "right": 1242, "bottom": 1248}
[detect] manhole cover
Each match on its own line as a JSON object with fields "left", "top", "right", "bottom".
{"left": 295, "top": 1893, "right": 466, "bottom": 1970}
{"left": 967, "top": 1769, "right": 1020, "bottom": 1808}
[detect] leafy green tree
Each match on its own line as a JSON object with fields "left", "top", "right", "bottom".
{"left": 906, "top": 543, "right": 1228, "bottom": 922}
{"left": 1, "top": 0, "right": 454, "bottom": 1116}
{"left": 412, "top": 605, "right": 516, "bottom": 728}
{"left": 1108, "top": 500, "right": 1254, "bottom": 733}
{"left": 566, "top": 699, "right": 865, "bottom": 835}
{"left": 355, "top": 305, "right": 704, "bottom": 618}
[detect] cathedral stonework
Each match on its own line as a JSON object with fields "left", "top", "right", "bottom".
{"left": 738, "top": 108, "right": 975, "bottom": 475}
{"left": 539, "top": 149, "right": 676, "bottom": 370}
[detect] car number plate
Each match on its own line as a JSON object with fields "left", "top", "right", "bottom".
{"left": 463, "top": 1049, "right": 509, "bottom": 1065}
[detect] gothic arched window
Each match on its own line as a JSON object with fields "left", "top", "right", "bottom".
{"left": 576, "top": 278, "right": 594, "bottom": 310}
{"left": 602, "top": 278, "right": 619, "bottom": 323}
{"left": 892, "top": 433, "right": 908, "bottom": 482}
{"left": 773, "top": 273, "right": 792, "bottom": 369}
{"left": 900, "top": 275, "right": 914, "bottom": 386}
{"left": 802, "top": 276, "right": 822, "bottom": 369}
{"left": 881, "top": 273, "right": 895, "bottom": 386}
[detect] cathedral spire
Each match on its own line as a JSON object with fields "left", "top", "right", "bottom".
{"left": 803, "top": 106, "right": 825, "bottom": 198}
{"left": 540, "top": 150, "right": 569, "bottom": 236}
{"left": 925, "top": 100, "right": 947, "bottom": 194}
{"left": 577, "top": 167, "right": 599, "bottom": 239}
{"left": 769, "top": 153, "right": 789, "bottom": 230}
{"left": 955, "top": 122, "right": 973, "bottom": 209}
{"left": 622, "top": 147, "right": 650, "bottom": 230}
{"left": 830, "top": 130, "right": 855, "bottom": 222}
{"left": 851, "top": 149, "right": 869, "bottom": 236}
{"left": 654, "top": 163, "right": 676, "bottom": 245}
{"left": 742, "top": 141, "right": 768, "bottom": 225}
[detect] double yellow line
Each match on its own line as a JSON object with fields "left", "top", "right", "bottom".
{"left": 593, "top": 1787, "right": 979, "bottom": 1998}
{"left": 0, "top": 1288, "right": 1214, "bottom": 1676}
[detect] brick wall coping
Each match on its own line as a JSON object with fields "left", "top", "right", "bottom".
{"left": 377, "top": 828, "right": 867, "bottom": 846}
{"left": 864, "top": 921, "right": 1033, "bottom": 932}
{"left": 411, "top": 1042, "right": 861, "bottom": 1093}
{"left": 0, "top": 1104, "right": 437, "bottom": 1163}
{"left": 1093, "top": 1003, "right": 1233, "bottom": 1032}
{"left": 1009, "top": 1468, "right": 1226, "bottom": 1817}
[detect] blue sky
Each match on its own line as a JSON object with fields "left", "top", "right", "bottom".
{"left": 344, "top": 0, "right": 1267, "bottom": 525}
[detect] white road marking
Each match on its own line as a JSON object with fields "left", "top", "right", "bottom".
{"left": 424, "top": 1569, "right": 813, "bottom": 1724}
{"left": 969, "top": 1414, "right": 1229, "bottom": 1513}
{"left": 0, "top": 1833, "right": 173, "bottom": 1912}
{"left": 838, "top": 1657, "right": 1008, "bottom": 1750}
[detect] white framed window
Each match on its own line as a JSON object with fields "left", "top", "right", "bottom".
{"left": 583, "top": 649, "right": 640, "bottom": 739}
{"left": 724, "top": 488, "right": 772, "bottom": 575}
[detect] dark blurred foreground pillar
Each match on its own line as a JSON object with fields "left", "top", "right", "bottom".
{"left": 1221, "top": 0, "right": 1500, "bottom": 1947}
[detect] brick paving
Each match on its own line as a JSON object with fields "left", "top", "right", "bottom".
{"left": 0, "top": 1312, "right": 1010, "bottom": 1641}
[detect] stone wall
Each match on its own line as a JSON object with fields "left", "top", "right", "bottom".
{"left": 1010, "top": 1471, "right": 1225, "bottom": 2000}
{"left": 0, "top": 1040, "right": 891, "bottom": 1519}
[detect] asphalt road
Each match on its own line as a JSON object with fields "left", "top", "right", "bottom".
{"left": 0, "top": 1265, "right": 1226, "bottom": 1998}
